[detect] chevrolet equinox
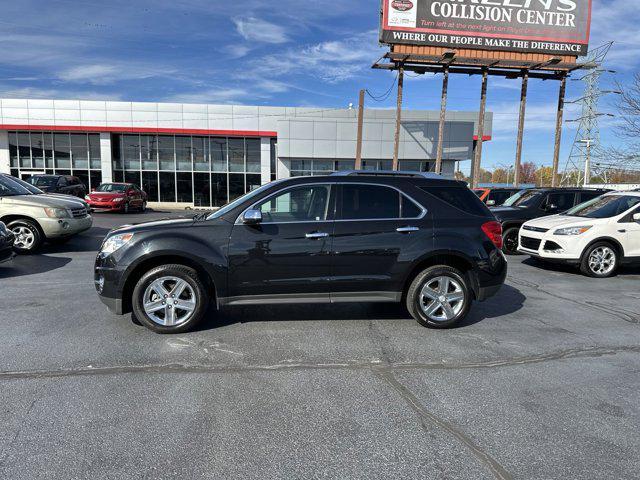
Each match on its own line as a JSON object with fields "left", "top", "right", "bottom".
{"left": 95, "top": 172, "right": 507, "bottom": 333}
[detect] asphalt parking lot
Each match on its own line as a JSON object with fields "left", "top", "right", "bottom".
{"left": 1, "top": 210, "right": 639, "bottom": 479}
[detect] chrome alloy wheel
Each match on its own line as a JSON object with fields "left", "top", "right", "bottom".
{"left": 588, "top": 246, "right": 616, "bottom": 276}
{"left": 420, "top": 276, "right": 465, "bottom": 322}
{"left": 143, "top": 276, "right": 197, "bottom": 326}
{"left": 12, "top": 226, "right": 35, "bottom": 250}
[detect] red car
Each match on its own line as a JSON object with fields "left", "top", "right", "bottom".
{"left": 85, "top": 183, "right": 148, "bottom": 213}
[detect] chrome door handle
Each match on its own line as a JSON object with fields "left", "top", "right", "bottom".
{"left": 306, "top": 232, "right": 329, "bottom": 239}
{"left": 397, "top": 226, "right": 420, "bottom": 233}
{"left": 618, "top": 229, "right": 626, "bottom": 233}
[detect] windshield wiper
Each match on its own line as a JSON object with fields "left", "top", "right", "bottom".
{"left": 193, "top": 211, "right": 211, "bottom": 221}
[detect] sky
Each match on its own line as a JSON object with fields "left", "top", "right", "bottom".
{"left": 0, "top": 0, "right": 638, "bottom": 173}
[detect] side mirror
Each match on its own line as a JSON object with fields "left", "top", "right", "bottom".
{"left": 486, "top": 200, "right": 496, "bottom": 206}
{"left": 242, "top": 209, "right": 262, "bottom": 225}
{"left": 633, "top": 213, "right": 640, "bottom": 222}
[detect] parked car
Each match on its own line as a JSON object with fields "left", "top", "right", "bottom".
{"left": 0, "top": 173, "right": 93, "bottom": 253}
{"left": 518, "top": 192, "right": 640, "bottom": 278}
{"left": 26, "top": 174, "right": 87, "bottom": 198}
{"left": 9, "top": 175, "right": 90, "bottom": 209}
{"left": 0, "top": 221, "right": 15, "bottom": 264}
{"left": 95, "top": 171, "right": 507, "bottom": 334}
{"left": 473, "top": 187, "right": 523, "bottom": 207}
{"left": 86, "top": 183, "right": 147, "bottom": 213}
{"left": 491, "top": 187, "right": 611, "bottom": 255}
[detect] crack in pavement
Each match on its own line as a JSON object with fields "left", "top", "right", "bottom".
{"left": 374, "top": 368, "right": 512, "bottom": 480}
{"left": 507, "top": 276, "right": 640, "bottom": 325}
{"left": 0, "top": 345, "right": 638, "bottom": 381}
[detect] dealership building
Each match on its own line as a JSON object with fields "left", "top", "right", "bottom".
{"left": 0, "top": 98, "right": 492, "bottom": 207}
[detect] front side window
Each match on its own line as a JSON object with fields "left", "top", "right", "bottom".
{"left": 257, "top": 185, "right": 331, "bottom": 223}
{"left": 503, "top": 190, "right": 541, "bottom": 208}
{"left": 566, "top": 195, "right": 640, "bottom": 219}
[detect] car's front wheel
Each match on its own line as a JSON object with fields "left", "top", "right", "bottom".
{"left": 8, "top": 219, "right": 43, "bottom": 254}
{"left": 502, "top": 227, "right": 521, "bottom": 255}
{"left": 132, "top": 264, "right": 209, "bottom": 333}
{"left": 406, "top": 265, "right": 472, "bottom": 328}
{"left": 580, "top": 242, "right": 619, "bottom": 278}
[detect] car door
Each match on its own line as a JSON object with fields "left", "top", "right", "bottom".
{"left": 330, "top": 183, "right": 431, "bottom": 300}
{"left": 56, "top": 176, "right": 70, "bottom": 194}
{"left": 226, "top": 183, "right": 335, "bottom": 301}
{"left": 129, "top": 185, "right": 143, "bottom": 208}
{"left": 619, "top": 205, "right": 640, "bottom": 257}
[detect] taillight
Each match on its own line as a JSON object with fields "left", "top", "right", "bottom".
{"left": 482, "top": 221, "right": 503, "bottom": 250}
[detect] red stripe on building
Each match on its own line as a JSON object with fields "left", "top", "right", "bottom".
{"left": 473, "top": 135, "right": 492, "bottom": 141}
{"left": 0, "top": 124, "right": 277, "bottom": 138}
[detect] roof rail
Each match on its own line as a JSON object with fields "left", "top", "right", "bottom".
{"left": 330, "top": 170, "right": 444, "bottom": 180}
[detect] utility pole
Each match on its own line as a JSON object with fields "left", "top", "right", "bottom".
{"left": 471, "top": 69, "right": 488, "bottom": 188}
{"left": 435, "top": 67, "right": 449, "bottom": 174}
{"left": 355, "top": 89, "right": 365, "bottom": 170}
{"left": 392, "top": 66, "right": 404, "bottom": 171}
{"left": 551, "top": 74, "right": 566, "bottom": 187}
{"left": 514, "top": 70, "right": 529, "bottom": 187}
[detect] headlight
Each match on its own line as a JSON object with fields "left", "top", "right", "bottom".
{"left": 554, "top": 226, "right": 592, "bottom": 236}
{"left": 101, "top": 233, "right": 134, "bottom": 254}
{"left": 44, "top": 207, "right": 71, "bottom": 219}
{"left": 113, "top": 197, "right": 124, "bottom": 203}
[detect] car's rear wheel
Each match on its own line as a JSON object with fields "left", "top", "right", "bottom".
{"left": 140, "top": 201, "right": 147, "bottom": 212}
{"left": 580, "top": 242, "right": 618, "bottom": 278}
{"left": 123, "top": 202, "right": 130, "bottom": 214}
{"left": 502, "top": 227, "right": 521, "bottom": 255}
{"left": 8, "top": 219, "right": 43, "bottom": 254}
{"left": 132, "top": 264, "right": 209, "bottom": 333}
{"left": 407, "top": 265, "right": 472, "bottom": 329}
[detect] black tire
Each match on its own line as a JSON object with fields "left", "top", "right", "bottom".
{"left": 580, "top": 242, "right": 619, "bottom": 278}
{"left": 140, "top": 201, "right": 147, "bottom": 212}
{"left": 502, "top": 227, "right": 521, "bottom": 255}
{"left": 7, "top": 219, "right": 43, "bottom": 254}
{"left": 406, "top": 265, "right": 472, "bottom": 329}
{"left": 132, "top": 264, "right": 209, "bottom": 334}
{"left": 123, "top": 202, "right": 130, "bottom": 214}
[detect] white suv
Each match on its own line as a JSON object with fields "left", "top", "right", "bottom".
{"left": 518, "top": 192, "right": 640, "bottom": 277}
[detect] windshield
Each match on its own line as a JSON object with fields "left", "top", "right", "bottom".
{"left": 503, "top": 190, "right": 541, "bottom": 208}
{"left": 11, "top": 176, "right": 45, "bottom": 194}
{"left": 207, "top": 180, "right": 285, "bottom": 220}
{"left": 28, "top": 176, "right": 58, "bottom": 187}
{"left": 96, "top": 184, "right": 128, "bottom": 193}
{"left": 566, "top": 195, "right": 640, "bottom": 218}
{"left": 0, "top": 175, "right": 33, "bottom": 196}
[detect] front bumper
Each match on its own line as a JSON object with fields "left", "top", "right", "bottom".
{"left": 40, "top": 215, "right": 93, "bottom": 239}
{"left": 518, "top": 230, "right": 583, "bottom": 262}
{"left": 94, "top": 252, "right": 128, "bottom": 315}
{"left": 0, "top": 245, "right": 15, "bottom": 264}
{"left": 88, "top": 201, "right": 124, "bottom": 211}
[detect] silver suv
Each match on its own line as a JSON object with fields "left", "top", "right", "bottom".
{"left": 0, "top": 174, "right": 93, "bottom": 253}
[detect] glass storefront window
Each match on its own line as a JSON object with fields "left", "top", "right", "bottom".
{"left": 31, "top": 132, "right": 45, "bottom": 169}
{"left": 89, "top": 134, "right": 101, "bottom": 169}
{"left": 192, "top": 137, "right": 208, "bottom": 172}
{"left": 44, "top": 133, "right": 54, "bottom": 169}
{"left": 229, "top": 173, "right": 245, "bottom": 201}
{"left": 125, "top": 171, "right": 141, "bottom": 188}
{"left": 142, "top": 171, "right": 159, "bottom": 202}
{"left": 246, "top": 174, "right": 262, "bottom": 192}
{"left": 122, "top": 134, "right": 141, "bottom": 170}
{"left": 71, "top": 133, "right": 89, "bottom": 169}
{"left": 9, "top": 132, "right": 18, "bottom": 167}
{"left": 90, "top": 171, "right": 103, "bottom": 191}
{"left": 176, "top": 172, "right": 193, "bottom": 202}
{"left": 175, "top": 136, "right": 192, "bottom": 171}
{"left": 246, "top": 138, "right": 261, "bottom": 173}
{"left": 194, "top": 173, "right": 210, "bottom": 207}
{"left": 54, "top": 133, "right": 70, "bottom": 169}
{"left": 159, "top": 172, "right": 175, "bottom": 202}
{"left": 18, "top": 132, "right": 31, "bottom": 168}
{"left": 211, "top": 173, "right": 228, "bottom": 207}
{"left": 211, "top": 138, "right": 227, "bottom": 172}
{"left": 158, "top": 136, "right": 175, "bottom": 171}
{"left": 141, "top": 135, "right": 158, "bottom": 170}
{"left": 228, "top": 138, "right": 244, "bottom": 173}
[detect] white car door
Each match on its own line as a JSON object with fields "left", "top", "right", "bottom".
{"left": 619, "top": 207, "right": 640, "bottom": 257}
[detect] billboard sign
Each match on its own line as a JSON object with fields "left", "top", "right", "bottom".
{"left": 380, "top": 0, "right": 592, "bottom": 56}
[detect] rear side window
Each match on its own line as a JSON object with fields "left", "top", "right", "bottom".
{"left": 341, "top": 185, "right": 399, "bottom": 220}
{"left": 544, "top": 192, "right": 575, "bottom": 210}
{"left": 421, "top": 186, "right": 488, "bottom": 216}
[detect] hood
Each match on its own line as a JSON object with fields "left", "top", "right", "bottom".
{"left": 44, "top": 193, "right": 86, "bottom": 204}
{"left": 89, "top": 191, "right": 126, "bottom": 198}
{"left": 112, "top": 217, "right": 196, "bottom": 234}
{"left": 524, "top": 214, "right": 603, "bottom": 230}
{"left": 1, "top": 194, "right": 88, "bottom": 209}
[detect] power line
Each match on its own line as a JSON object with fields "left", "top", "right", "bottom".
{"left": 365, "top": 73, "right": 398, "bottom": 103}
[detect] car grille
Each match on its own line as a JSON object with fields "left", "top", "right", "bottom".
{"left": 522, "top": 225, "right": 549, "bottom": 233}
{"left": 521, "top": 236, "right": 542, "bottom": 251}
{"left": 71, "top": 207, "right": 88, "bottom": 218}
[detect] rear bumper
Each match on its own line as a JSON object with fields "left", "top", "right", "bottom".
{"left": 0, "top": 246, "right": 14, "bottom": 264}
{"left": 473, "top": 249, "right": 508, "bottom": 302}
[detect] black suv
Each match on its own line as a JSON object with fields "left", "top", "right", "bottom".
{"left": 95, "top": 172, "right": 507, "bottom": 333}
{"left": 27, "top": 174, "right": 87, "bottom": 198}
{"left": 491, "top": 187, "right": 610, "bottom": 254}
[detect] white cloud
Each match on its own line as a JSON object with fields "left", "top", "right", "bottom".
{"left": 234, "top": 17, "right": 289, "bottom": 44}
{"left": 165, "top": 88, "right": 252, "bottom": 104}
{"left": 0, "top": 84, "right": 123, "bottom": 101}
{"left": 57, "top": 63, "right": 177, "bottom": 85}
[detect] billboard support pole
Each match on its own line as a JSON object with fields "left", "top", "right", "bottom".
{"left": 551, "top": 74, "right": 567, "bottom": 187}
{"left": 392, "top": 66, "right": 404, "bottom": 171}
{"left": 435, "top": 66, "right": 449, "bottom": 174}
{"left": 355, "top": 89, "right": 365, "bottom": 170}
{"left": 514, "top": 70, "right": 529, "bottom": 187}
{"left": 471, "top": 68, "right": 488, "bottom": 189}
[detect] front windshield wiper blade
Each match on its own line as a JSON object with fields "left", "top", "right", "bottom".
{"left": 193, "top": 211, "right": 211, "bottom": 221}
